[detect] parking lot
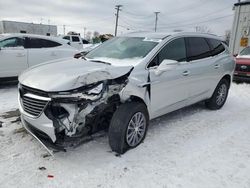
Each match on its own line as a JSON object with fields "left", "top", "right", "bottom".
{"left": 0, "top": 82, "right": 250, "bottom": 188}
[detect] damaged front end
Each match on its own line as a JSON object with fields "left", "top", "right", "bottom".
{"left": 19, "top": 70, "right": 132, "bottom": 152}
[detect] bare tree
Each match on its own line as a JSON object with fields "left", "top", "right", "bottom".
{"left": 92, "top": 31, "right": 101, "bottom": 44}
{"left": 93, "top": 31, "right": 100, "bottom": 38}
{"left": 85, "top": 31, "right": 92, "bottom": 41}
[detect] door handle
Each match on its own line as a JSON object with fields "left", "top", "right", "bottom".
{"left": 182, "top": 70, "right": 190, "bottom": 76}
{"left": 214, "top": 64, "right": 220, "bottom": 69}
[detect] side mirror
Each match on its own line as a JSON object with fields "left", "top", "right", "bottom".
{"left": 155, "top": 59, "right": 179, "bottom": 75}
{"left": 233, "top": 54, "right": 238, "bottom": 57}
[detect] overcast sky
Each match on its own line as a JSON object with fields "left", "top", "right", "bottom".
{"left": 0, "top": 0, "right": 237, "bottom": 37}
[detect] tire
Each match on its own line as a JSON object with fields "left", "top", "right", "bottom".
{"left": 108, "top": 102, "right": 149, "bottom": 154}
{"left": 205, "top": 78, "right": 229, "bottom": 110}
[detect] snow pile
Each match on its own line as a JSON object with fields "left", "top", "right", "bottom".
{"left": 0, "top": 83, "right": 250, "bottom": 188}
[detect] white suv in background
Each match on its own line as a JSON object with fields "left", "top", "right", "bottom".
{"left": 18, "top": 32, "right": 235, "bottom": 154}
{"left": 0, "top": 34, "right": 79, "bottom": 79}
{"left": 62, "top": 35, "right": 92, "bottom": 50}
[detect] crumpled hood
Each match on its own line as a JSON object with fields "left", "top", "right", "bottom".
{"left": 19, "top": 58, "right": 133, "bottom": 92}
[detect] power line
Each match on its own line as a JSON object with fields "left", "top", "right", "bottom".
{"left": 120, "top": 13, "right": 233, "bottom": 33}
{"left": 157, "top": 14, "right": 233, "bottom": 30}
{"left": 122, "top": 9, "right": 152, "bottom": 18}
{"left": 158, "top": 4, "right": 233, "bottom": 27}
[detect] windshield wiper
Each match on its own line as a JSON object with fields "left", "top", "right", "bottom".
{"left": 89, "top": 59, "right": 111, "bottom": 65}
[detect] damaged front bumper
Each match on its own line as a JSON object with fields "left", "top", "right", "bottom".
{"left": 18, "top": 78, "right": 127, "bottom": 151}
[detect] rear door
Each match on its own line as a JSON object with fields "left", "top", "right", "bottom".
{"left": 26, "top": 37, "right": 62, "bottom": 67}
{"left": 185, "top": 37, "right": 214, "bottom": 104}
{"left": 206, "top": 38, "right": 227, "bottom": 86}
{"left": 0, "top": 37, "right": 28, "bottom": 78}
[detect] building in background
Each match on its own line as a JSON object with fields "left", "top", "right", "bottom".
{"left": 230, "top": 0, "right": 250, "bottom": 54}
{"left": 0, "top": 20, "right": 57, "bottom": 36}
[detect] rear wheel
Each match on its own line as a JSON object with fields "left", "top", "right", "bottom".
{"left": 205, "top": 78, "right": 229, "bottom": 110}
{"left": 108, "top": 102, "right": 149, "bottom": 154}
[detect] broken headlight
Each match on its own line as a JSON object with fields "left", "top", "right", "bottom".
{"left": 87, "top": 83, "right": 103, "bottom": 95}
{"left": 50, "top": 82, "right": 104, "bottom": 101}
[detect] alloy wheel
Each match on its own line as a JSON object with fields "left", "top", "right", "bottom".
{"left": 216, "top": 84, "right": 227, "bottom": 105}
{"left": 126, "top": 112, "right": 146, "bottom": 147}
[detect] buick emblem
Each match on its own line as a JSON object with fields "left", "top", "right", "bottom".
{"left": 241, "top": 65, "right": 247, "bottom": 69}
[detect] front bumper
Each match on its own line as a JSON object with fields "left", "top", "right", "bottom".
{"left": 233, "top": 72, "right": 250, "bottom": 82}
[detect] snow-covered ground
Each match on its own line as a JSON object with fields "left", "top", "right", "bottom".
{"left": 0, "top": 83, "right": 250, "bottom": 188}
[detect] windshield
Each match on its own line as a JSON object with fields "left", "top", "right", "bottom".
{"left": 240, "top": 46, "right": 250, "bottom": 56}
{"left": 85, "top": 37, "right": 158, "bottom": 61}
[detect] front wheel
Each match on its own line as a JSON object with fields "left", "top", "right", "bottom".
{"left": 205, "top": 78, "right": 229, "bottom": 110}
{"left": 108, "top": 102, "right": 149, "bottom": 154}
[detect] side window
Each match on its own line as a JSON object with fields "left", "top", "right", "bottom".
{"left": 27, "top": 38, "right": 61, "bottom": 48}
{"left": 186, "top": 37, "right": 211, "bottom": 61}
{"left": 42, "top": 39, "right": 61, "bottom": 48}
{"left": 206, "top": 38, "right": 225, "bottom": 56}
{"left": 159, "top": 38, "right": 186, "bottom": 63}
{"left": 72, "top": 36, "right": 80, "bottom": 42}
{"left": 0, "top": 37, "right": 24, "bottom": 48}
{"left": 148, "top": 38, "right": 186, "bottom": 68}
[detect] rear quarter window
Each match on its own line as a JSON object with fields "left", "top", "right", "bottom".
{"left": 186, "top": 37, "right": 211, "bottom": 61}
{"left": 206, "top": 38, "right": 225, "bottom": 56}
{"left": 27, "top": 38, "right": 61, "bottom": 48}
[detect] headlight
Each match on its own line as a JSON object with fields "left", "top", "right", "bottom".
{"left": 50, "top": 82, "right": 104, "bottom": 101}
{"left": 87, "top": 83, "right": 103, "bottom": 95}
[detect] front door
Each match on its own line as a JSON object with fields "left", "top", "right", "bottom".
{"left": 0, "top": 37, "right": 28, "bottom": 78}
{"left": 149, "top": 37, "right": 191, "bottom": 118}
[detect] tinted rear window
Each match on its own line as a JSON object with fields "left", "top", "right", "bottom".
{"left": 186, "top": 37, "right": 211, "bottom": 61}
{"left": 27, "top": 38, "right": 61, "bottom": 48}
{"left": 207, "top": 38, "right": 225, "bottom": 56}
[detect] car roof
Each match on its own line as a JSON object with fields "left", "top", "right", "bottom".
{"left": 0, "top": 33, "right": 68, "bottom": 44}
{"left": 121, "top": 31, "right": 223, "bottom": 41}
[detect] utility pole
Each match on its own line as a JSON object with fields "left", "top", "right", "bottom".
{"left": 114, "top": 5, "right": 122, "bottom": 36}
{"left": 63, "top": 25, "right": 66, "bottom": 35}
{"left": 154, "top": 12, "right": 160, "bottom": 32}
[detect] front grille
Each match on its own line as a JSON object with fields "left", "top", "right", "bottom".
{"left": 21, "top": 84, "right": 49, "bottom": 97}
{"left": 21, "top": 95, "right": 49, "bottom": 117}
{"left": 235, "top": 64, "right": 250, "bottom": 72}
{"left": 19, "top": 84, "right": 50, "bottom": 117}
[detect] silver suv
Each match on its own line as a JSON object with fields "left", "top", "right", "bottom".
{"left": 18, "top": 32, "right": 235, "bottom": 154}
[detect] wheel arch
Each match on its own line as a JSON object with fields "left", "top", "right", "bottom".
{"left": 221, "top": 74, "right": 231, "bottom": 87}
{"left": 126, "top": 95, "right": 147, "bottom": 108}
